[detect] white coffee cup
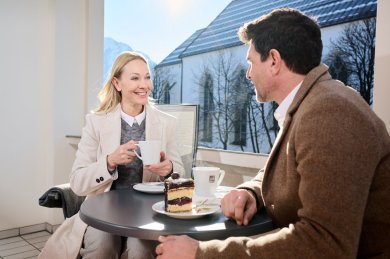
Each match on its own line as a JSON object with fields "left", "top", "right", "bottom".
{"left": 134, "top": 140, "right": 161, "bottom": 165}
{"left": 192, "top": 167, "right": 225, "bottom": 197}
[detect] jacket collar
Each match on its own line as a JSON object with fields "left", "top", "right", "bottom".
{"left": 287, "top": 64, "right": 330, "bottom": 118}
{"left": 264, "top": 64, "right": 331, "bottom": 173}
{"left": 280, "top": 64, "right": 330, "bottom": 134}
{"left": 100, "top": 103, "right": 163, "bottom": 152}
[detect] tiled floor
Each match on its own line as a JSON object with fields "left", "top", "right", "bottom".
{"left": 0, "top": 231, "right": 51, "bottom": 259}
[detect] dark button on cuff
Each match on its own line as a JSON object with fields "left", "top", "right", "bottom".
{"left": 100, "top": 176, "right": 104, "bottom": 181}
{"left": 96, "top": 178, "right": 100, "bottom": 183}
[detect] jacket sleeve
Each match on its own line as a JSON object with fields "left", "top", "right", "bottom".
{"left": 236, "top": 168, "right": 265, "bottom": 209}
{"left": 70, "top": 114, "right": 116, "bottom": 196}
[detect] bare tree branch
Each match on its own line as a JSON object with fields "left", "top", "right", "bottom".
{"left": 326, "top": 18, "right": 376, "bottom": 105}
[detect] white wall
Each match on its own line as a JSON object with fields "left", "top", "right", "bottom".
{"left": 373, "top": 0, "right": 390, "bottom": 130}
{"left": 157, "top": 64, "right": 182, "bottom": 104}
{"left": 182, "top": 46, "right": 247, "bottom": 104}
{"left": 169, "top": 63, "right": 182, "bottom": 104}
{"left": 0, "top": 0, "right": 103, "bottom": 230}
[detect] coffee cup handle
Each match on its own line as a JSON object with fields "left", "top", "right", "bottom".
{"left": 133, "top": 144, "right": 142, "bottom": 160}
{"left": 217, "top": 170, "right": 225, "bottom": 186}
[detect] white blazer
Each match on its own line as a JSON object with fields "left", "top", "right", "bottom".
{"left": 39, "top": 103, "right": 184, "bottom": 259}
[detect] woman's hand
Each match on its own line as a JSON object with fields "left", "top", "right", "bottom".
{"left": 107, "top": 140, "right": 138, "bottom": 170}
{"left": 144, "top": 151, "right": 173, "bottom": 177}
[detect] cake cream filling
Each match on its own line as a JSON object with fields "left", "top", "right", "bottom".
{"left": 167, "top": 203, "right": 193, "bottom": 212}
{"left": 166, "top": 188, "right": 194, "bottom": 200}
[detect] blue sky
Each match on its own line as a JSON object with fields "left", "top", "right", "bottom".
{"left": 104, "top": 0, "right": 232, "bottom": 63}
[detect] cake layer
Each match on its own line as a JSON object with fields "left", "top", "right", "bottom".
{"left": 166, "top": 180, "right": 194, "bottom": 189}
{"left": 166, "top": 197, "right": 192, "bottom": 206}
{"left": 166, "top": 203, "right": 192, "bottom": 213}
{"left": 166, "top": 188, "right": 194, "bottom": 200}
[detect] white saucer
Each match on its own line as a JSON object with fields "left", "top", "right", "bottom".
{"left": 133, "top": 182, "right": 164, "bottom": 194}
{"left": 152, "top": 201, "right": 220, "bottom": 219}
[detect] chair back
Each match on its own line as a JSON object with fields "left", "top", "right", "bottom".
{"left": 156, "top": 104, "right": 199, "bottom": 178}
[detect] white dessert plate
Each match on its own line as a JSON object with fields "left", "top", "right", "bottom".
{"left": 133, "top": 182, "right": 164, "bottom": 194}
{"left": 152, "top": 201, "right": 220, "bottom": 219}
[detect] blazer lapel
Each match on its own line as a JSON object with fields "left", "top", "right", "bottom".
{"left": 99, "top": 105, "right": 121, "bottom": 155}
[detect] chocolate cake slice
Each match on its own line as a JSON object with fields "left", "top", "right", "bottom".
{"left": 164, "top": 173, "right": 194, "bottom": 213}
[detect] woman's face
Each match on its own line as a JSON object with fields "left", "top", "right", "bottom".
{"left": 113, "top": 59, "right": 152, "bottom": 106}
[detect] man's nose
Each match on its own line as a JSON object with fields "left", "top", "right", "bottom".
{"left": 246, "top": 68, "right": 251, "bottom": 80}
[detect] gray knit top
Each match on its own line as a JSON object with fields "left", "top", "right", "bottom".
{"left": 111, "top": 118, "right": 145, "bottom": 190}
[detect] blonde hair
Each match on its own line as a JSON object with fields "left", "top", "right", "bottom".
{"left": 95, "top": 51, "right": 150, "bottom": 113}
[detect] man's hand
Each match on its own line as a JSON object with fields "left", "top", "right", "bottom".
{"left": 156, "top": 235, "right": 198, "bottom": 259}
{"left": 221, "top": 189, "right": 257, "bottom": 225}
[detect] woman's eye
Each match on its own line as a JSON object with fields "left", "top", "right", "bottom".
{"left": 131, "top": 77, "right": 139, "bottom": 80}
{"left": 146, "top": 76, "right": 151, "bottom": 80}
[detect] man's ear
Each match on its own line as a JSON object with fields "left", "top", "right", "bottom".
{"left": 269, "top": 49, "right": 282, "bottom": 75}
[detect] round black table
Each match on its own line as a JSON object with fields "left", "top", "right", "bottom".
{"left": 79, "top": 187, "right": 274, "bottom": 241}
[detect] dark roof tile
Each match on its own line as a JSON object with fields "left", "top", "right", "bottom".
{"left": 158, "top": 0, "right": 377, "bottom": 66}
{"left": 156, "top": 29, "right": 205, "bottom": 67}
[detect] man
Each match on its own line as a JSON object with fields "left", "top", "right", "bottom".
{"left": 156, "top": 8, "right": 390, "bottom": 259}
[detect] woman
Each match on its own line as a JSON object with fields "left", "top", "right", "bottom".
{"left": 39, "top": 51, "right": 184, "bottom": 259}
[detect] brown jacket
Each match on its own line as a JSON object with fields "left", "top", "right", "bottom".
{"left": 197, "top": 64, "right": 390, "bottom": 258}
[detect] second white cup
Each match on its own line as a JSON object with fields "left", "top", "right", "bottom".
{"left": 134, "top": 140, "right": 161, "bottom": 165}
{"left": 192, "top": 167, "right": 225, "bottom": 197}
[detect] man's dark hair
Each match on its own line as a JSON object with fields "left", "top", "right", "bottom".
{"left": 238, "top": 8, "right": 323, "bottom": 74}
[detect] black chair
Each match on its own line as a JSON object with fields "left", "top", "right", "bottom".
{"left": 39, "top": 183, "right": 85, "bottom": 218}
{"left": 39, "top": 104, "right": 199, "bottom": 218}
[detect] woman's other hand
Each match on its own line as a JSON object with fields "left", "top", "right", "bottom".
{"left": 144, "top": 151, "right": 173, "bottom": 177}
